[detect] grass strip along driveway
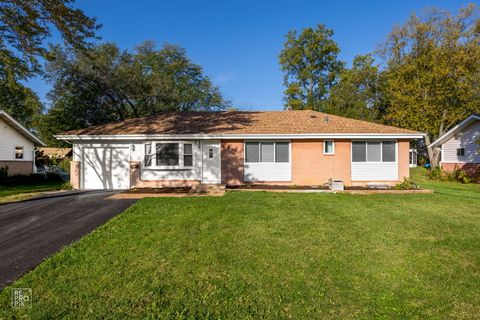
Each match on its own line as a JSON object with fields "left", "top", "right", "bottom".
{"left": 1, "top": 169, "right": 480, "bottom": 318}
{"left": 0, "top": 182, "right": 65, "bottom": 203}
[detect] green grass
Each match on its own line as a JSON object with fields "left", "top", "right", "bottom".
{"left": 0, "top": 182, "right": 65, "bottom": 197}
{"left": 1, "top": 168, "right": 480, "bottom": 319}
{"left": 0, "top": 181, "right": 65, "bottom": 203}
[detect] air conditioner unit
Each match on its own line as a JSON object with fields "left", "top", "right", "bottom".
{"left": 329, "top": 179, "right": 344, "bottom": 191}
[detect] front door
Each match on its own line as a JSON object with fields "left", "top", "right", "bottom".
{"left": 202, "top": 141, "right": 221, "bottom": 183}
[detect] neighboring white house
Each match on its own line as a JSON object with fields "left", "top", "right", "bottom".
{"left": 429, "top": 114, "right": 480, "bottom": 175}
{"left": 0, "top": 110, "right": 45, "bottom": 176}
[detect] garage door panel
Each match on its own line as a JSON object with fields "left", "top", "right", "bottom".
{"left": 83, "top": 147, "right": 129, "bottom": 190}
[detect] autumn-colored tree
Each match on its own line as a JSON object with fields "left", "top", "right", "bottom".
{"left": 279, "top": 25, "right": 344, "bottom": 110}
{"left": 380, "top": 4, "right": 480, "bottom": 166}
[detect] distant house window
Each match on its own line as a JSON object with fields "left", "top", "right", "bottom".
{"left": 352, "top": 141, "right": 396, "bottom": 162}
{"left": 245, "top": 142, "right": 290, "bottom": 163}
{"left": 324, "top": 140, "right": 334, "bottom": 155}
{"left": 15, "top": 146, "right": 24, "bottom": 159}
{"left": 457, "top": 148, "right": 465, "bottom": 157}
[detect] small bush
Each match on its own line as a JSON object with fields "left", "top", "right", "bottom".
{"left": 61, "top": 181, "right": 73, "bottom": 190}
{"left": 59, "top": 158, "right": 71, "bottom": 173}
{"left": 394, "top": 178, "right": 419, "bottom": 190}
{"left": 427, "top": 166, "right": 473, "bottom": 184}
{"left": 0, "top": 166, "right": 8, "bottom": 180}
{"left": 46, "top": 172, "right": 63, "bottom": 182}
{"left": 450, "top": 168, "right": 473, "bottom": 184}
{"left": 427, "top": 167, "right": 446, "bottom": 181}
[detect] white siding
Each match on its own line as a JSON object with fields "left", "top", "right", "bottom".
{"left": 351, "top": 162, "right": 398, "bottom": 181}
{"left": 442, "top": 121, "right": 480, "bottom": 163}
{"left": 0, "top": 118, "right": 34, "bottom": 161}
{"left": 244, "top": 163, "right": 291, "bottom": 182}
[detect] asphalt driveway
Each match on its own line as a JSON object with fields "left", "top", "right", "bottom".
{"left": 0, "top": 191, "right": 136, "bottom": 289}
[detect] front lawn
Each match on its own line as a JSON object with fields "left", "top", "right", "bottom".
{"left": 1, "top": 168, "right": 480, "bottom": 318}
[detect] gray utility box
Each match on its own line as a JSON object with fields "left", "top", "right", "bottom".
{"left": 329, "top": 179, "right": 344, "bottom": 191}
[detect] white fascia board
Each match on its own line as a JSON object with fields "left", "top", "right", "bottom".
{"left": 55, "top": 133, "right": 425, "bottom": 141}
{"left": 0, "top": 110, "right": 46, "bottom": 146}
{"left": 428, "top": 115, "right": 480, "bottom": 148}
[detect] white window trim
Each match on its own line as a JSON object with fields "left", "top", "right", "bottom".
{"left": 143, "top": 141, "right": 195, "bottom": 169}
{"left": 323, "top": 140, "right": 335, "bottom": 155}
{"left": 351, "top": 140, "right": 398, "bottom": 163}
{"left": 244, "top": 141, "right": 291, "bottom": 164}
{"left": 456, "top": 148, "right": 465, "bottom": 157}
{"left": 14, "top": 146, "right": 24, "bottom": 160}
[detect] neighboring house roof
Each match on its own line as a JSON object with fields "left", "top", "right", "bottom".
{"left": 58, "top": 111, "right": 423, "bottom": 139}
{"left": 429, "top": 114, "right": 480, "bottom": 148}
{"left": 38, "top": 147, "right": 73, "bottom": 158}
{"left": 0, "top": 110, "right": 45, "bottom": 146}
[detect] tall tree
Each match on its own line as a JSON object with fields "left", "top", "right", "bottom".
{"left": 324, "top": 54, "right": 383, "bottom": 121}
{"left": 380, "top": 4, "right": 480, "bottom": 166}
{"left": 0, "top": 0, "right": 99, "bottom": 80}
{"left": 0, "top": 0, "right": 99, "bottom": 126}
{"left": 279, "top": 24, "right": 344, "bottom": 110}
{"left": 40, "top": 42, "right": 231, "bottom": 146}
{"left": 0, "top": 78, "right": 43, "bottom": 126}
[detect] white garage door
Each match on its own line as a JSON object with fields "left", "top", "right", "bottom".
{"left": 83, "top": 147, "right": 130, "bottom": 190}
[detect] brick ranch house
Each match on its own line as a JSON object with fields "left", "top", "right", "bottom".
{"left": 0, "top": 110, "right": 45, "bottom": 175}
{"left": 55, "top": 111, "right": 424, "bottom": 190}
{"left": 429, "top": 114, "right": 480, "bottom": 176}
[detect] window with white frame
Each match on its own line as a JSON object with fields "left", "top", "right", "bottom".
{"left": 15, "top": 146, "right": 24, "bottom": 159}
{"left": 352, "top": 141, "right": 396, "bottom": 162}
{"left": 456, "top": 148, "right": 465, "bottom": 157}
{"left": 324, "top": 140, "right": 334, "bottom": 155}
{"left": 143, "top": 142, "right": 193, "bottom": 168}
{"left": 245, "top": 142, "right": 289, "bottom": 163}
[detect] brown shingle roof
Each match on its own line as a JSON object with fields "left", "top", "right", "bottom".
{"left": 63, "top": 111, "right": 422, "bottom": 136}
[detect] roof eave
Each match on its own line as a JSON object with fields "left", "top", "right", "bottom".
{"left": 55, "top": 132, "right": 425, "bottom": 141}
{"left": 428, "top": 114, "right": 480, "bottom": 148}
{"left": 0, "top": 110, "right": 46, "bottom": 146}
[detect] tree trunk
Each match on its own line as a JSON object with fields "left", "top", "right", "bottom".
{"left": 425, "top": 110, "right": 448, "bottom": 168}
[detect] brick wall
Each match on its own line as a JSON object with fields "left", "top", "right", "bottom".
{"left": 129, "top": 161, "right": 201, "bottom": 188}
{"left": 70, "top": 161, "right": 80, "bottom": 189}
{"left": 0, "top": 161, "right": 33, "bottom": 176}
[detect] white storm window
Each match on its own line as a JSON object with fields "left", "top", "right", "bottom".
{"left": 15, "top": 146, "right": 24, "bottom": 159}
{"left": 352, "top": 141, "right": 397, "bottom": 162}
{"left": 324, "top": 140, "right": 334, "bottom": 155}
{"left": 245, "top": 142, "right": 290, "bottom": 163}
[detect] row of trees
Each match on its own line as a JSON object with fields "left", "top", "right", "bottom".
{"left": 279, "top": 4, "right": 480, "bottom": 166}
{"left": 0, "top": 0, "right": 231, "bottom": 146}
{"left": 2, "top": 1, "right": 479, "bottom": 165}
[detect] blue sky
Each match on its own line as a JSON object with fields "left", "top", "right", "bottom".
{"left": 27, "top": 0, "right": 473, "bottom": 111}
